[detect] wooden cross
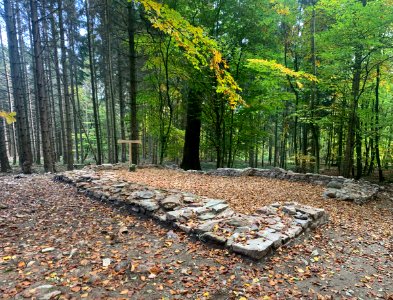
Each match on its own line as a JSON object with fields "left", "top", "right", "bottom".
{"left": 117, "top": 139, "right": 141, "bottom": 167}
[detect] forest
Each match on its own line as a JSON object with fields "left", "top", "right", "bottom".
{"left": 1, "top": 0, "right": 393, "bottom": 181}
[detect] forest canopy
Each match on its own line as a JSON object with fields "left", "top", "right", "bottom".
{"left": 0, "top": 0, "right": 393, "bottom": 181}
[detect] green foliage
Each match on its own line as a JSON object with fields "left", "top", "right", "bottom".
{"left": 137, "top": 0, "right": 243, "bottom": 108}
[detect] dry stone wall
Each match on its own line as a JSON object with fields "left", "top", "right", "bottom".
{"left": 202, "top": 167, "right": 378, "bottom": 205}
{"left": 80, "top": 164, "right": 380, "bottom": 204}
{"left": 55, "top": 168, "right": 328, "bottom": 260}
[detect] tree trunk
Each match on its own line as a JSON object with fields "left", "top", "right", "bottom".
{"left": 49, "top": 1, "right": 65, "bottom": 162}
{"left": 30, "top": 0, "right": 55, "bottom": 172}
{"left": 86, "top": 0, "right": 102, "bottom": 165}
{"left": 128, "top": 1, "right": 138, "bottom": 164}
{"left": 181, "top": 88, "right": 202, "bottom": 170}
{"left": 273, "top": 113, "right": 279, "bottom": 167}
{"left": 104, "top": 0, "right": 118, "bottom": 163}
{"left": 24, "top": 9, "right": 40, "bottom": 165}
{"left": 337, "top": 99, "right": 345, "bottom": 172}
{"left": 342, "top": 0, "right": 367, "bottom": 178}
{"left": 375, "top": 65, "right": 384, "bottom": 182}
{"left": 310, "top": 4, "right": 320, "bottom": 173}
{"left": 0, "top": 22, "right": 17, "bottom": 165}
{"left": 227, "top": 110, "right": 234, "bottom": 167}
{"left": 4, "top": 0, "right": 33, "bottom": 174}
{"left": 342, "top": 50, "right": 362, "bottom": 178}
{"left": 74, "top": 64, "right": 84, "bottom": 163}
{"left": 0, "top": 118, "right": 11, "bottom": 172}
{"left": 118, "top": 53, "right": 126, "bottom": 163}
{"left": 58, "top": 0, "right": 73, "bottom": 170}
{"left": 40, "top": 1, "right": 57, "bottom": 164}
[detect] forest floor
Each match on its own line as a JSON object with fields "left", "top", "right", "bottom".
{"left": 0, "top": 169, "right": 392, "bottom": 300}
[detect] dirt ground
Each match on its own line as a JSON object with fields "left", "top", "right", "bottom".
{"left": 0, "top": 170, "right": 392, "bottom": 299}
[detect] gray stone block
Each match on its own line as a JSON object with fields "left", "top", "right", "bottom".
{"left": 139, "top": 200, "right": 160, "bottom": 212}
{"left": 231, "top": 238, "right": 274, "bottom": 259}
{"left": 200, "top": 232, "right": 227, "bottom": 245}
{"left": 327, "top": 181, "right": 343, "bottom": 189}
{"left": 161, "top": 194, "right": 182, "bottom": 210}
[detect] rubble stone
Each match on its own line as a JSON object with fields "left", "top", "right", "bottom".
{"left": 161, "top": 194, "right": 182, "bottom": 210}
{"left": 231, "top": 238, "right": 274, "bottom": 259}
{"left": 55, "top": 168, "right": 329, "bottom": 260}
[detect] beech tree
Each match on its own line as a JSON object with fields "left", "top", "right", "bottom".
{"left": 0, "top": 0, "right": 392, "bottom": 180}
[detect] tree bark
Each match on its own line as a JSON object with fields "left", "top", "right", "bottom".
{"left": 4, "top": 0, "right": 33, "bottom": 174}
{"left": 342, "top": 50, "right": 362, "bottom": 178}
{"left": 86, "top": 0, "right": 102, "bottom": 165}
{"left": 49, "top": 1, "right": 65, "bottom": 162}
{"left": 0, "top": 22, "right": 17, "bottom": 165}
{"left": 24, "top": 6, "right": 40, "bottom": 165}
{"left": 310, "top": 4, "right": 320, "bottom": 173}
{"left": 30, "top": 0, "right": 56, "bottom": 172}
{"left": 118, "top": 52, "right": 126, "bottom": 163}
{"left": 375, "top": 65, "right": 384, "bottom": 182}
{"left": 181, "top": 88, "right": 202, "bottom": 170}
{"left": 58, "top": 0, "right": 73, "bottom": 170}
{"left": 128, "top": 1, "right": 138, "bottom": 164}
{"left": 0, "top": 118, "right": 11, "bottom": 172}
{"left": 104, "top": 0, "right": 118, "bottom": 163}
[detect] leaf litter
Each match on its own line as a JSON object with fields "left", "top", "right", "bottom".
{"left": 0, "top": 170, "right": 392, "bottom": 299}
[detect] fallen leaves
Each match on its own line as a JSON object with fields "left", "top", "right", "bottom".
{"left": 0, "top": 173, "right": 392, "bottom": 299}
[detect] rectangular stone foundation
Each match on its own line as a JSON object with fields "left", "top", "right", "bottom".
{"left": 54, "top": 169, "right": 329, "bottom": 260}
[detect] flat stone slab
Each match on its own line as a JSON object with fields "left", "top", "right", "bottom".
{"left": 54, "top": 168, "right": 329, "bottom": 260}
{"left": 232, "top": 238, "right": 274, "bottom": 260}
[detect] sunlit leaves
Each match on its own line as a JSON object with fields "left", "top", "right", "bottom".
{"left": 137, "top": 0, "right": 243, "bottom": 108}
{"left": 246, "top": 59, "right": 318, "bottom": 83}
{"left": 0, "top": 111, "right": 16, "bottom": 124}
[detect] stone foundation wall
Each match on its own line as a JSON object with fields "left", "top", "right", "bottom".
{"left": 82, "top": 164, "right": 380, "bottom": 204}
{"left": 54, "top": 170, "right": 328, "bottom": 260}
{"left": 206, "top": 167, "right": 345, "bottom": 186}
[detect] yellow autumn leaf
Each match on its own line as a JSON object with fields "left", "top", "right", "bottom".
{"left": 296, "top": 80, "right": 304, "bottom": 89}
{"left": 247, "top": 59, "right": 318, "bottom": 82}
{"left": 0, "top": 111, "right": 16, "bottom": 124}
{"left": 138, "top": 0, "right": 243, "bottom": 108}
